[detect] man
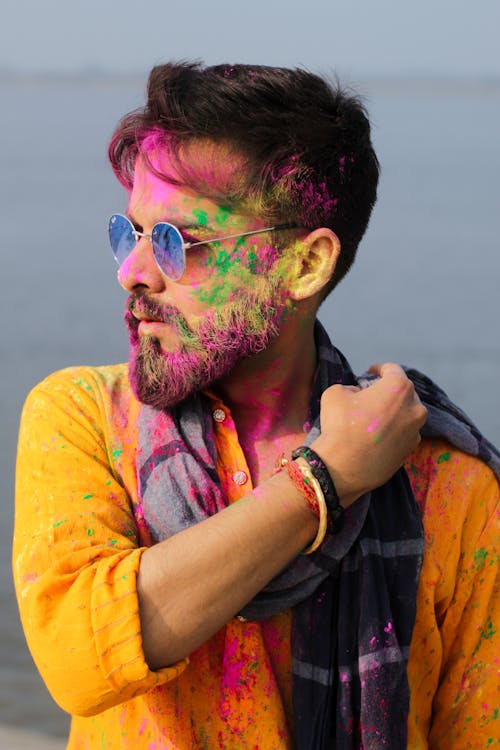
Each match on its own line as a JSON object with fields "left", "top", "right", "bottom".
{"left": 14, "top": 63, "right": 499, "bottom": 749}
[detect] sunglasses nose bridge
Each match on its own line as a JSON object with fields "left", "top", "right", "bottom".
{"left": 117, "top": 234, "right": 168, "bottom": 293}
{"left": 132, "top": 229, "right": 153, "bottom": 246}
{"left": 131, "top": 232, "right": 160, "bottom": 272}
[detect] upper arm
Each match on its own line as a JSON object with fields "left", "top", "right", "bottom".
{"left": 430, "top": 470, "right": 499, "bottom": 748}
{"left": 13, "top": 369, "right": 186, "bottom": 716}
{"left": 406, "top": 441, "right": 500, "bottom": 748}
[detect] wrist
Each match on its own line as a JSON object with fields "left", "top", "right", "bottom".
{"left": 309, "top": 437, "right": 365, "bottom": 509}
{"left": 291, "top": 446, "right": 344, "bottom": 533}
{"left": 268, "top": 469, "right": 320, "bottom": 527}
{"left": 277, "top": 458, "right": 327, "bottom": 553}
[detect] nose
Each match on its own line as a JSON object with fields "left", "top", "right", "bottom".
{"left": 117, "top": 237, "right": 166, "bottom": 293}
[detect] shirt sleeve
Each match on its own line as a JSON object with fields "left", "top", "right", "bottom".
{"left": 407, "top": 442, "right": 500, "bottom": 748}
{"left": 12, "top": 369, "right": 187, "bottom": 717}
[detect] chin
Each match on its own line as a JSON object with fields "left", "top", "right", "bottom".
{"left": 127, "top": 277, "right": 287, "bottom": 410}
{"left": 128, "top": 337, "right": 203, "bottom": 409}
{"left": 129, "top": 317, "right": 280, "bottom": 410}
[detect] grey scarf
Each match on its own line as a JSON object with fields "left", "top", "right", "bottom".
{"left": 136, "top": 321, "right": 500, "bottom": 748}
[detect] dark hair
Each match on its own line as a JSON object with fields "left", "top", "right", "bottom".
{"left": 109, "top": 61, "right": 380, "bottom": 294}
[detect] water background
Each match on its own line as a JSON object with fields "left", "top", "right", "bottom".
{"left": 1, "top": 74, "right": 499, "bottom": 737}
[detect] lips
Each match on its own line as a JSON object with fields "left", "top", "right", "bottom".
{"left": 128, "top": 301, "right": 166, "bottom": 324}
{"left": 125, "top": 295, "right": 193, "bottom": 347}
{"left": 133, "top": 312, "right": 164, "bottom": 324}
{"left": 125, "top": 308, "right": 162, "bottom": 338}
{"left": 125, "top": 294, "right": 167, "bottom": 330}
{"left": 138, "top": 319, "right": 166, "bottom": 332}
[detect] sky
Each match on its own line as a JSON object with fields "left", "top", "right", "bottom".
{"left": 2, "top": 0, "right": 499, "bottom": 78}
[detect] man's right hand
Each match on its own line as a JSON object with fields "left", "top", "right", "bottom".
{"left": 139, "top": 362, "right": 427, "bottom": 668}
{"left": 311, "top": 362, "right": 428, "bottom": 508}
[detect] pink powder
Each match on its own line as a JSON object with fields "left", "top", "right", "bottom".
{"left": 126, "top": 276, "right": 286, "bottom": 410}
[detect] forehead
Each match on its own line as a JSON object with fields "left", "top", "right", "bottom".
{"left": 129, "top": 141, "right": 246, "bottom": 224}
{"left": 129, "top": 156, "right": 200, "bottom": 219}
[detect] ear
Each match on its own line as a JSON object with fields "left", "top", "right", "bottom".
{"left": 288, "top": 228, "right": 340, "bottom": 301}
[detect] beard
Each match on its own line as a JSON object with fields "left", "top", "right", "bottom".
{"left": 125, "top": 278, "right": 287, "bottom": 410}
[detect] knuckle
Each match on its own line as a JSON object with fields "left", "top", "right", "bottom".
{"left": 382, "top": 361, "right": 402, "bottom": 374}
{"left": 399, "top": 376, "right": 414, "bottom": 394}
{"left": 322, "top": 383, "right": 342, "bottom": 401}
{"left": 386, "top": 370, "right": 412, "bottom": 392}
{"left": 417, "top": 404, "right": 428, "bottom": 423}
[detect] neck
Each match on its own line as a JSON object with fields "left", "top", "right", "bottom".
{"left": 214, "top": 315, "right": 318, "bottom": 441}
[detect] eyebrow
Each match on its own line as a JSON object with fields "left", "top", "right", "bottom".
{"left": 126, "top": 211, "right": 215, "bottom": 234}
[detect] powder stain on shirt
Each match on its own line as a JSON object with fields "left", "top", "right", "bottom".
{"left": 437, "top": 452, "right": 451, "bottom": 464}
{"left": 474, "top": 547, "right": 489, "bottom": 568}
{"left": 13, "top": 366, "right": 500, "bottom": 749}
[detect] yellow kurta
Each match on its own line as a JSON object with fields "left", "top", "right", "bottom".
{"left": 13, "top": 365, "right": 500, "bottom": 748}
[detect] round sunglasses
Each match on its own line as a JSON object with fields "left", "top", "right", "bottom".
{"left": 109, "top": 213, "right": 296, "bottom": 282}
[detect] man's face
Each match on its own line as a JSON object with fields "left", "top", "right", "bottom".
{"left": 118, "top": 146, "right": 294, "bottom": 409}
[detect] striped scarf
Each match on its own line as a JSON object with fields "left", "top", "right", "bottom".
{"left": 136, "top": 321, "right": 500, "bottom": 749}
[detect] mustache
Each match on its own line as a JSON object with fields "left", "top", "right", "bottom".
{"left": 125, "top": 293, "right": 199, "bottom": 346}
{"left": 126, "top": 293, "right": 182, "bottom": 325}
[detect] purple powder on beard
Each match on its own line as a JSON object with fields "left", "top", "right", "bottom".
{"left": 125, "top": 291, "right": 285, "bottom": 410}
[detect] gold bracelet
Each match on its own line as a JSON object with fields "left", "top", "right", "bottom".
{"left": 295, "top": 457, "right": 328, "bottom": 554}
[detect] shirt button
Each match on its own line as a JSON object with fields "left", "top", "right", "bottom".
{"left": 212, "top": 408, "right": 226, "bottom": 423}
{"left": 232, "top": 470, "right": 248, "bottom": 486}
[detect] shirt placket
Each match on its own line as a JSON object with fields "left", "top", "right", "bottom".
{"left": 206, "top": 395, "right": 254, "bottom": 503}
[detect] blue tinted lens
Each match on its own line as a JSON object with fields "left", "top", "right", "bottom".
{"left": 109, "top": 214, "right": 136, "bottom": 265}
{"left": 151, "top": 223, "right": 185, "bottom": 281}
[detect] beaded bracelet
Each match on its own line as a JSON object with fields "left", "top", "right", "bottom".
{"left": 284, "top": 458, "right": 320, "bottom": 518}
{"left": 291, "top": 445, "right": 344, "bottom": 533}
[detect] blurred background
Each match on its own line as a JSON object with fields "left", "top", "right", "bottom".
{"left": 1, "top": 0, "right": 499, "bottom": 742}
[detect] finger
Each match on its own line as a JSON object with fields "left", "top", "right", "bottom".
{"left": 415, "top": 401, "right": 428, "bottom": 426}
{"left": 409, "top": 386, "right": 427, "bottom": 418}
{"left": 368, "top": 362, "right": 406, "bottom": 378}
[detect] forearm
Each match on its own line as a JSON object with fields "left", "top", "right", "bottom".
{"left": 137, "top": 470, "right": 318, "bottom": 668}
{"left": 138, "top": 366, "right": 428, "bottom": 670}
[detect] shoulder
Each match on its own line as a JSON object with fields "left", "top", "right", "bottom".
{"left": 25, "top": 363, "right": 130, "bottom": 400}
{"left": 20, "top": 363, "right": 138, "bottom": 446}
{"left": 18, "top": 364, "right": 143, "bottom": 497}
{"left": 404, "top": 438, "right": 499, "bottom": 604}
{"left": 23, "top": 364, "right": 132, "bottom": 417}
{"left": 405, "top": 437, "right": 499, "bottom": 527}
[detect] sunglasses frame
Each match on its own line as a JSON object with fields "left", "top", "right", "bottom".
{"left": 109, "top": 213, "right": 297, "bottom": 281}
